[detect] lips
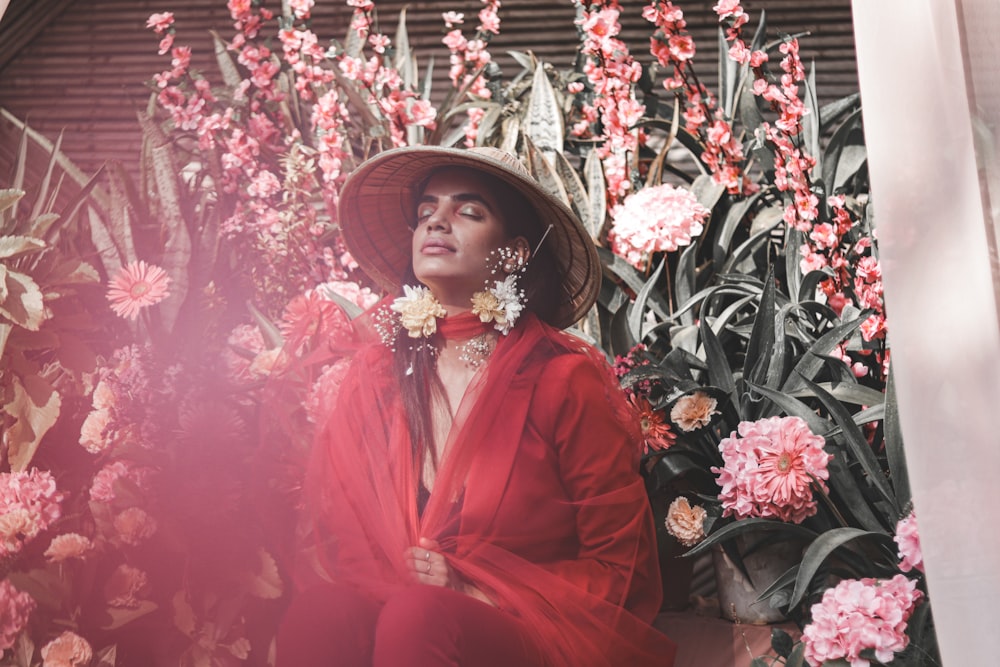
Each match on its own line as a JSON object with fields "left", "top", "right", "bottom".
{"left": 421, "top": 237, "right": 455, "bottom": 253}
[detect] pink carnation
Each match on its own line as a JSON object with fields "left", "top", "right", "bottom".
{"left": 89, "top": 461, "right": 154, "bottom": 504}
{"left": 40, "top": 631, "right": 93, "bottom": 667}
{"left": 712, "top": 416, "right": 831, "bottom": 524}
{"left": 0, "top": 468, "right": 64, "bottom": 557}
{"left": 803, "top": 574, "right": 923, "bottom": 667}
{"left": 113, "top": 507, "right": 158, "bottom": 546}
{"left": 895, "top": 509, "right": 924, "bottom": 573}
{"left": 0, "top": 579, "right": 35, "bottom": 651}
{"left": 45, "top": 533, "right": 94, "bottom": 562}
{"left": 609, "top": 183, "right": 709, "bottom": 269}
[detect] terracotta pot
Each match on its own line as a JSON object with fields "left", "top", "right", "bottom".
{"left": 711, "top": 534, "right": 800, "bottom": 624}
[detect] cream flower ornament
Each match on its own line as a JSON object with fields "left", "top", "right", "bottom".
{"left": 390, "top": 285, "right": 447, "bottom": 338}
{"left": 472, "top": 274, "right": 526, "bottom": 335}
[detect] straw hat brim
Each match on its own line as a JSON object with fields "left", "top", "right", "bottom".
{"left": 338, "top": 146, "right": 601, "bottom": 330}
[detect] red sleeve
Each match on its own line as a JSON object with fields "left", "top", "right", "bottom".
{"left": 530, "top": 353, "right": 661, "bottom": 617}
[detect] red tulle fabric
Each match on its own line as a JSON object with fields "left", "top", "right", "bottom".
{"left": 304, "top": 312, "right": 677, "bottom": 667}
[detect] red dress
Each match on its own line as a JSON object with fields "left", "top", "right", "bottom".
{"left": 306, "top": 313, "right": 677, "bottom": 666}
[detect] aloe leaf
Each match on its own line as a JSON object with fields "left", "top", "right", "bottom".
{"left": 883, "top": 369, "right": 910, "bottom": 508}
{"left": 525, "top": 61, "right": 563, "bottom": 160}
{"left": 802, "top": 61, "right": 821, "bottom": 175}
{"left": 553, "top": 149, "right": 592, "bottom": 233}
{"left": 714, "top": 190, "right": 764, "bottom": 269}
{"left": 745, "top": 381, "right": 829, "bottom": 436}
{"left": 394, "top": 8, "right": 416, "bottom": 88}
{"left": 788, "top": 527, "right": 894, "bottom": 608}
{"left": 742, "top": 265, "right": 776, "bottom": 388}
{"left": 26, "top": 130, "right": 64, "bottom": 224}
{"left": 211, "top": 30, "right": 243, "bottom": 89}
{"left": 700, "top": 317, "right": 736, "bottom": 396}
{"left": 685, "top": 517, "right": 816, "bottom": 558}
{"left": 802, "top": 375, "right": 898, "bottom": 511}
{"left": 821, "top": 107, "right": 864, "bottom": 191}
{"left": 721, "top": 209, "right": 782, "bottom": 274}
{"left": 0, "top": 109, "right": 109, "bottom": 210}
{"left": 786, "top": 381, "right": 886, "bottom": 408}
{"left": 671, "top": 243, "right": 694, "bottom": 327}
{"left": 149, "top": 147, "right": 191, "bottom": 333}
{"left": 609, "top": 297, "right": 635, "bottom": 357}
{"left": 717, "top": 28, "right": 739, "bottom": 120}
{"left": 3, "top": 373, "right": 61, "bottom": 471}
{"left": 583, "top": 151, "right": 606, "bottom": 239}
{"left": 49, "top": 163, "right": 106, "bottom": 243}
{"left": 781, "top": 315, "right": 865, "bottom": 394}
{"left": 646, "top": 98, "right": 680, "bottom": 188}
{"left": 629, "top": 258, "right": 665, "bottom": 342}
{"left": 597, "top": 247, "right": 671, "bottom": 321}
{"left": 825, "top": 449, "right": 886, "bottom": 532}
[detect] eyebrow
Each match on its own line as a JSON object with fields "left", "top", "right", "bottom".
{"left": 417, "top": 192, "right": 496, "bottom": 213}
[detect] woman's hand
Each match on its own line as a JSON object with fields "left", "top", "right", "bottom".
{"left": 405, "top": 537, "right": 455, "bottom": 588}
{"left": 406, "top": 538, "right": 498, "bottom": 607}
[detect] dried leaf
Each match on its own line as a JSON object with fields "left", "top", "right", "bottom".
{"left": 3, "top": 373, "right": 61, "bottom": 471}
{"left": 0, "top": 268, "right": 45, "bottom": 331}
{"left": 583, "top": 151, "right": 607, "bottom": 240}
{"left": 246, "top": 548, "right": 284, "bottom": 599}
{"left": 211, "top": 30, "right": 243, "bottom": 89}
{"left": 0, "top": 235, "right": 45, "bottom": 260}
{"left": 172, "top": 590, "right": 198, "bottom": 637}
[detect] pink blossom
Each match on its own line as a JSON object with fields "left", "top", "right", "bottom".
{"left": 803, "top": 575, "right": 923, "bottom": 667}
{"left": 442, "top": 11, "right": 464, "bottom": 27}
{"left": 609, "top": 183, "right": 709, "bottom": 269}
{"left": 0, "top": 579, "right": 35, "bottom": 651}
{"left": 45, "top": 533, "right": 94, "bottom": 562}
{"left": 0, "top": 468, "right": 63, "bottom": 557}
{"left": 712, "top": 416, "right": 832, "bottom": 524}
{"left": 146, "top": 12, "right": 174, "bottom": 33}
{"left": 895, "top": 509, "right": 924, "bottom": 573}
{"left": 40, "top": 631, "right": 93, "bottom": 667}
{"left": 288, "top": 0, "right": 313, "bottom": 20}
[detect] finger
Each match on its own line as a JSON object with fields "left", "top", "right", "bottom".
{"left": 418, "top": 537, "right": 441, "bottom": 551}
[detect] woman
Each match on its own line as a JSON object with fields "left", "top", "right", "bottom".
{"left": 277, "top": 146, "right": 677, "bottom": 666}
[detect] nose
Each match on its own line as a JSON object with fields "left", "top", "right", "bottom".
{"left": 425, "top": 206, "right": 451, "bottom": 231}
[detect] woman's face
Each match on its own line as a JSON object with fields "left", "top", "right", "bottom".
{"left": 410, "top": 168, "right": 512, "bottom": 309}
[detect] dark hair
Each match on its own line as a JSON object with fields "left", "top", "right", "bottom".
{"left": 396, "top": 166, "right": 562, "bottom": 467}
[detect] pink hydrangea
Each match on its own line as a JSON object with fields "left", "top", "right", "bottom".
{"left": 895, "top": 509, "right": 924, "bottom": 574}
{"left": 712, "top": 416, "right": 832, "bottom": 524}
{"left": 609, "top": 183, "right": 709, "bottom": 269}
{"left": 0, "top": 579, "right": 35, "bottom": 650}
{"left": 104, "top": 564, "right": 150, "bottom": 609}
{"left": 803, "top": 574, "right": 923, "bottom": 667}
{"left": 0, "top": 468, "right": 64, "bottom": 557}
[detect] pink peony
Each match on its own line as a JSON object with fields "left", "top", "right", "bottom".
{"left": 0, "top": 579, "right": 35, "bottom": 650}
{"left": 712, "top": 416, "right": 831, "bottom": 524}
{"left": 895, "top": 509, "right": 924, "bottom": 574}
{"left": 803, "top": 574, "right": 923, "bottom": 667}
{"left": 40, "top": 631, "right": 93, "bottom": 667}
{"left": 45, "top": 533, "right": 94, "bottom": 562}
{"left": 609, "top": 183, "right": 709, "bottom": 269}
{"left": 0, "top": 468, "right": 63, "bottom": 557}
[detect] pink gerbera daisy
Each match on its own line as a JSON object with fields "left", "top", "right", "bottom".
{"left": 628, "top": 395, "right": 677, "bottom": 453}
{"left": 106, "top": 261, "right": 171, "bottom": 320}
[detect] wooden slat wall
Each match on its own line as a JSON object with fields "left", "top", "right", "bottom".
{"left": 0, "top": 0, "right": 857, "bottom": 184}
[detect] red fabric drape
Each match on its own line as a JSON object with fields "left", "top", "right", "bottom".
{"left": 305, "top": 313, "right": 677, "bottom": 667}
